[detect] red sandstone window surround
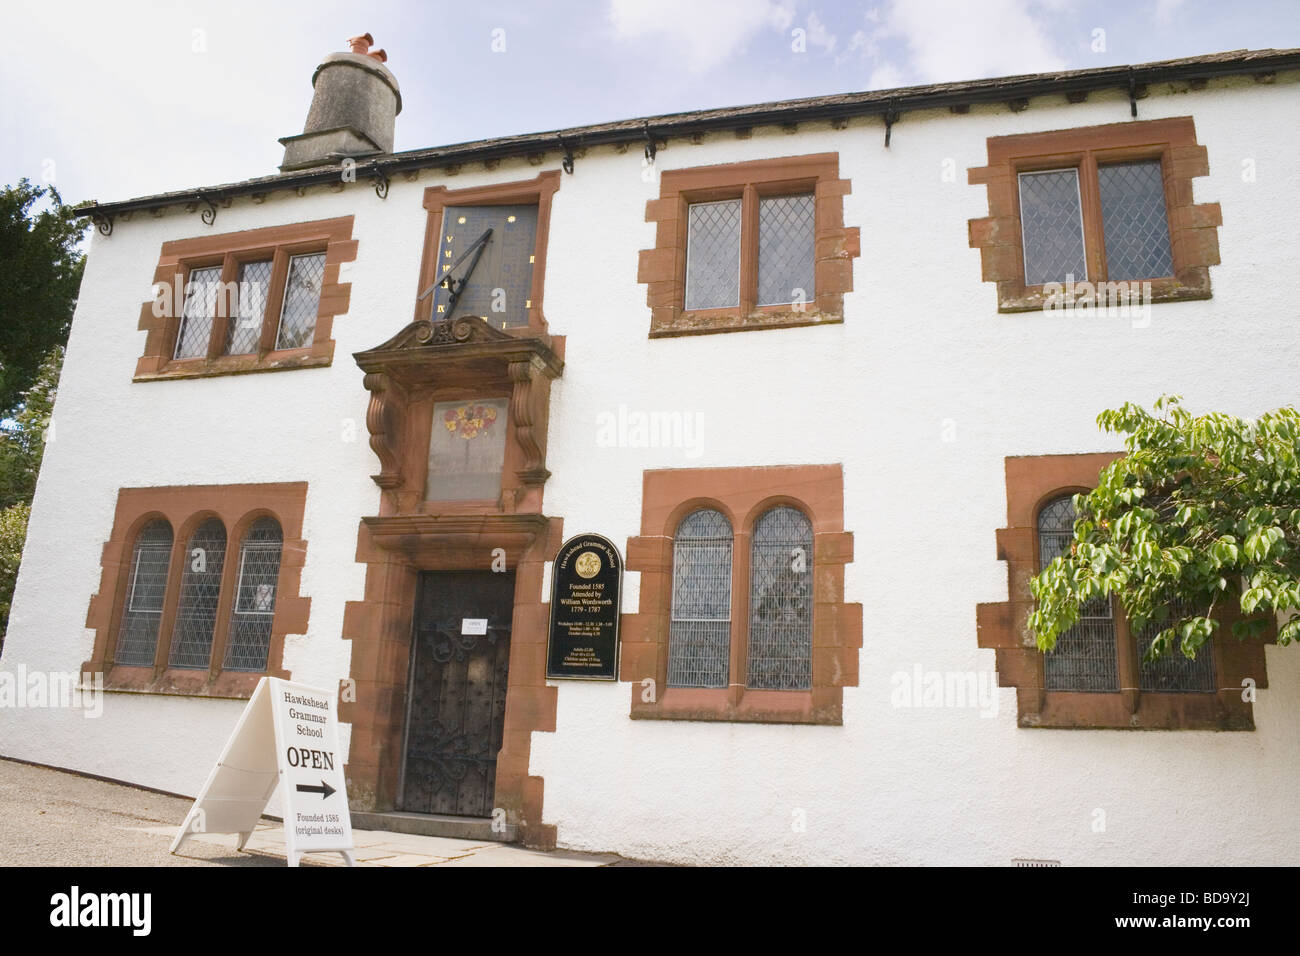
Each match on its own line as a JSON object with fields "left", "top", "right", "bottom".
{"left": 621, "top": 465, "right": 861, "bottom": 725}
{"left": 136, "top": 217, "right": 356, "bottom": 381}
{"left": 976, "top": 453, "right": 1271, "bottom": 730}
{"left": 83, "top": 483, "right": 310, "bottom": 698}
{"left": 968, "top": 117, "right": 1221, "bottom": 312}
{"left": 638, "top": 153, "right": 859, "bottom": 338}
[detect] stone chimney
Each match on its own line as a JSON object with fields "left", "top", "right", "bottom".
{"left": 279, "top": 34, "right": 402, "bottom": 171}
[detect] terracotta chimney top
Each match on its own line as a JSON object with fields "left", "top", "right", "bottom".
{"left": 346, "top": 33, "right": 387, "bottom": 62}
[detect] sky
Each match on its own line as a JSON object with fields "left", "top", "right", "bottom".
{"left": 1, "top": 0, "right": 1298, "bottom": 208}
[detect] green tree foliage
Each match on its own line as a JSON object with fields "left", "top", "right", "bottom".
{"left": 0, "top": 347, "right": 62, "bottom": 651}
{"left": 0, "top": 501, "right": 31, "bottom": 651}
{"left": 0, "top": 179, "right": 85, "bottom": 414}
{"left": 1030, "top": 395, "right": 1300, "bottom": 664}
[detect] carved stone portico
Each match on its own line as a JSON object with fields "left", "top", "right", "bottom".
{"left": 341, "top": 315, "right": 565, "bottom": 847}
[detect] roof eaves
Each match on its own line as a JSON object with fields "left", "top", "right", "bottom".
{"left": 75, "top": 46, "right": 1300, "bottom": 228}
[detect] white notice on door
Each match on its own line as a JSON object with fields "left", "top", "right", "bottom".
{"left": 461, "top": 618, "right": 488, "bottom": 635}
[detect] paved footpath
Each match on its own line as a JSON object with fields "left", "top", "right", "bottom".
{"left": 0, "top": 758, "right": 639, "bottom": 867}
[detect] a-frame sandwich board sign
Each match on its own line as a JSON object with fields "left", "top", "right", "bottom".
{"left": 170, "top": 676, "right": 355, "bottom": 867}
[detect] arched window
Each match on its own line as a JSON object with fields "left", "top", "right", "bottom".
{"left": 1038, "top": 494, "right": 1119, "bottom": 691}
{"left": 167, "top": 518, "right": 227, "bottom": 669}
{"left": 748, "top": 506, "right": 813, "bottom": 690}
{"left": 668, "top": 509, "right": 732, "bottom": 688}
{"left": 114, "top": 520, "right": 173, "bottom": 666}
{"left": 223, "top": 517, "right": 284, "bottom": 672}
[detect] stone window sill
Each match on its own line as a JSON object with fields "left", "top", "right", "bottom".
{"left": 629, "top": 686, "right": 842, "bottom": 725}
{"left": 133, "top": 343, "right": 334, "bottom": 381}
{"left": 996, "top": 274, "right": 1213, "bottom": 314}
{"left": 99, "top": 665, "right": 278, "bottom": 700}
{"left": 1023, "top": 690, "right": 1255, "bottom": 730}
{"left": 648, "top": 307, "right": 844, "bottom": 338}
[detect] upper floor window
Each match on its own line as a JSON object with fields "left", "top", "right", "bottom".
{"left": 968, "top": 117, "right": 1221, "bottom": 312}
{"left": 683, "top": 193, "right": 816, "bottom": 311}
{"left": 172, "top": 251, "right": 326, "bottom": 360}
{"left": 639, "top": 153, "right": 859, "bottom": 338}
{"left": 275, "top": 253, "right": 328, "bottom": 349}
{"left": 136, "top": 217, "right": 355, "bottom": 382}
{"left": 1017, "top": 159, "right": 1173, "bottom": 287}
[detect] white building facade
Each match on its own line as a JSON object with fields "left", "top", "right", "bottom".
{"left": 2, "top": 43, "right": 1298, "bottom": 865}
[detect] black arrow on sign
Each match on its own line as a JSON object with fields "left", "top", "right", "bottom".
{"left": 296, "top": 780, "right": 336, "bottom": 800}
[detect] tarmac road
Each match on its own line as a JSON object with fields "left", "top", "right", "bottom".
{"left": 0, "top": 757, "right": 288, "bottom": 867}
{"left": 0, "top": 756, "right": 655, "bottom": 866}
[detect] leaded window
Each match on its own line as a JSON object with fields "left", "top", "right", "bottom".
{"left": 685, "top": 193, "right": 815, "bottom": 311}
{"left": 668, "top": 509, "right": 733, "bottom": 688}
{"left": 274, "top": 253, "right": 326, "bottom": 350}
{"left": 757, "top": 194, "right": 815, "bottom": 306}
{"left": 685, "top": 200, "right": 742, "bottom": 311}
{"left": 1136, "top": 597, "right": 1216, "bottom": 693}
{"left": 1018, "top": 170, "right": 1087, "bottom": 286}
{"left": 1098, "top": 160, "right": 1174, "bottom": 281}
{"left": 174, "top": 266, "right": 223, "bottom": 359}
{"left": 223, "top": 517, "right": 283, "bottom": 672}
{"left": 114, "top": 520, "right": 173, "bottom": 666}
{"left": 1038, "top": 495, "right": 1119, "bottom": 692}
{"left": 167, "top": 519, "right": 227, "bottom": 669}
{"left": 224, "top": 259, "right": 272, "bottom": 355}
{"left": 1018, "top": 160, "right": 1175, "bottom": 288}
{"left": 747, "top": 506, "right": 813, "bottom": 690}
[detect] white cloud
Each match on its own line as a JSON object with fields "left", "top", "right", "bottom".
{"left": 864, "top": 0, "right": 1068, "bottom": 84}
{"left": 608, "top": 0, "right": 797, "bottom": 72}
{"left": 846, "top": 28, "right": 879, "bottom": 61}
{"left": 866, "top": 62, "right": 907, "bottom": 90}
{"left": 1154, "top": 0, "right": 1187, "bottom": 25}
{"left": 805, "top": 11, "right": 837, "bottom": 54}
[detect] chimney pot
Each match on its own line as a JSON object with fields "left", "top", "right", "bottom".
{"left": 278, "top": 35, "right": 401, "bottom": 172}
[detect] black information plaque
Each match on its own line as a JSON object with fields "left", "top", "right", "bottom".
{"left": 546, "top": 533, "right": 622, "bottom": 680}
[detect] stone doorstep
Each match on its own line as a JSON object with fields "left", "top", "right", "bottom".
{"left": 350, "top": 810, "right": 518, "bottom": 843}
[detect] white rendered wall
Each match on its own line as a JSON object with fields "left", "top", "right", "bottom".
{"left": 3, "top": 73, "right": 1298, "bottom": 864}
